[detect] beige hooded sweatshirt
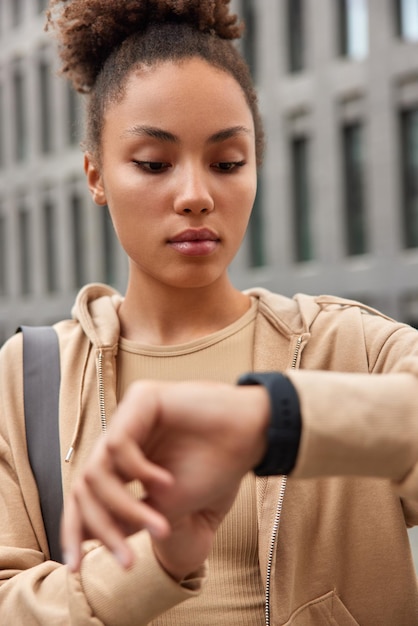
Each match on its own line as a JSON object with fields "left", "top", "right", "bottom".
{"left": 1, "top": 283, "right": 418, "bottom": 625}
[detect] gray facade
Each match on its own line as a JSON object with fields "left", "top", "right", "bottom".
{"left": 232, "top": 0, "right": 418, "bottom": 324}
{"left": 0, "top": 0, "right": 127, "bottom": 343}
{"left": 0, "top": 0, "right": 418, "bottom": 343}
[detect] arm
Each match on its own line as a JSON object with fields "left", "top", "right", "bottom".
{"left": 287, "top": 317, "right": 418, "bottom": 496}
{"left": 63, "top": 317, "right": 418, "bottom": 573}
{"left": 62, "top": 380, "right": 270, "bottom": 573}
{"left": 0, "top": 336, "right": 208, "bottom": 625}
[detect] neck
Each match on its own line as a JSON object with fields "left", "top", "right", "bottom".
{"left": 118, "top": 273, "right": 251, "bottom": 346}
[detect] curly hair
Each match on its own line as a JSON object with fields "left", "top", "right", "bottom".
{"left": 47, "top": 0, "right": 264, "bottom": 164}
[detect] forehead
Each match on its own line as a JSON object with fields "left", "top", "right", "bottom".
{"left": 102, "top": 58, "right": 255, "bottom": 141}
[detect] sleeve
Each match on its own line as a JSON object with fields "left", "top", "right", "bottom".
{"left": 285, "top": 316, "right": 418, "bottom": 504}
{"left": 0, "top": 335, "right": 206, "bottom": 625}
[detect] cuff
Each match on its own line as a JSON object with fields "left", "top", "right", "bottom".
{"left": 79, "top": 531, "right": 206, "bottom": 626}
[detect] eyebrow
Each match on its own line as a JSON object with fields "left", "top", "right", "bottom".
{"left": 122, "top": 125, "right": 251, "bottom": 144}
{"left": 208, "top": 126, "right": 252, "bottom": 143}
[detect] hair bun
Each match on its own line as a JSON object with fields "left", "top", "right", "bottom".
{"left": 47, "top": 0, "right": 243, "bottom": 92}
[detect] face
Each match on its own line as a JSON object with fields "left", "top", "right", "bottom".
{"left": 85, "top": 58, "right": 257, "bottom": 291}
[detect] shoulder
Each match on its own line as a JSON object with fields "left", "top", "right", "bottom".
{"left": 248, "top": 287, "right": 402, "bottom": 328}
{"left": 247, "top": 288, "right": 418, "bottom": 370}
{"left": 0, "top": 333, "right": 25, "bottom": 441}
{"left": 0, "top": 332, "right": 23, "bottom": 376}
{"left": 246, "top": 287, "right": 380, "bottom": 336}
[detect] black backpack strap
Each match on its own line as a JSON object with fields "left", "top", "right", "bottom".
{"left": 20, "top": 326, "right": 63, "bottom": 563}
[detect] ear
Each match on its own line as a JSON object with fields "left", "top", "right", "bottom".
{"left": 84, "top": 153, "right": 107, "bottom": 206}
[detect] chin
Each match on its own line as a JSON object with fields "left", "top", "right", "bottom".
{"left": 165, "top": 269, "right": 225, "bottom": 290}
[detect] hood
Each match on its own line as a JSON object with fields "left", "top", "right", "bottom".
{"left": 245, "top": 287, "right": 323, "bottom": 337}
{"left": 72, "top": 284, "right": 392, "bottom": 346}
{"left": 72, "top": 283, "right": 326, "bottom": 350}
{"left": 62, "top": 283, "right": 123, "bottom": 464}
{"left": 71, "top": 283, "right": 124, "bottom": 351}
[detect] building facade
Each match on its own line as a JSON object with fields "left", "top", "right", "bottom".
{"left": 0, "top": 0, "right": 418, "bottom": 343}
{"left": 0, "top": 0, "right": 126, "bottom": 343}
{"left": 233, "top": 0, "right": 418, "bottom": 324}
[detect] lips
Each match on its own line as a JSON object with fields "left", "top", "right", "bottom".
{"left": 168, "top": 228, "right": 219, "bottom": 243}
{"left": 167, "top": 228, "right": 220, "bottom": 256}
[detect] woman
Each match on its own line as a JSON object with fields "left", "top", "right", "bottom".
{"left": 1, "top": 0, "right": 418, "bottom": 624}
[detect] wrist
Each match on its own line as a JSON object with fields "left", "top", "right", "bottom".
{"left": 240, "top": 386, "right": 270, "bottom": 469}
{"left": 237, "top": 372, "right": 301, "bottom": 476}
{"left": 152, "top": 543, "right": 193, "bottom": 583}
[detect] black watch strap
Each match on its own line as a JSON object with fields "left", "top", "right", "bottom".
{"left": 237, "top": 372, "right": 301, "bottom": 476}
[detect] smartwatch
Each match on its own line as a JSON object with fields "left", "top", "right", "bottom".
{"left": 237, "top": 372, "right": 301, "bottom": 476}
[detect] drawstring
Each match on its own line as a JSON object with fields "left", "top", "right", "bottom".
{"left": 65, "top": 342, "right": 92, "bottom": 463}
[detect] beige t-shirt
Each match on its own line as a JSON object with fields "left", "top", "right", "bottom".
{"left": 116, "top": 299, "right": 265, "bottom": 625}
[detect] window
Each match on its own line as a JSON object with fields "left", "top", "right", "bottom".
{"left": 12, "top": 64, "right": 27, "bottom": 162}
{"left": 43, "top": 197, "right": 58, "bottom": 292}
{"left": 67, "top": 82, "right": 82, "bottom": 146}
{"left": 11, "top": 0, "right": 23, "bottom": 27}
{"left": 401, "top": 292, "right": 418, "bottom": 328}
{"left": 101, "top": 206, "right": 119, "bottom": 285}
{"left": 342, "top": 123, "right": 368, "bottom": 255}
{"left": 396, "top": 0, "right": 418, "bottom": 41}
{"left": 241, "top": 0, "right": 256, "bottom": 79}
{"left": 0, "top": 82, "right": 4, "bottom": 169}
{"left": 18, "top": 207, "right": 31, "bottom": 295}
{"left": 291, "top": 137, "right": 313, "bottom": 262}
{"left": 338, "top": 0, "right": 369, "bottom": 59}
{"left": 401, "top": 109, "right": 418, "bottom": 248}
{"left": 248, "top": 175, "right": 265, "bottom": 267}
{"left": 70, "top": 191, "right": 87, "bottom": 288}
{"left": 38, "top": 0, "right": 49, "bottom": 14}
{"left": 0, "top": 212, "right": 6, "bottom": 296}
{"left": 39, "top": 58, "right": 53, "bottom": 154}
{"left": 287, "top": 0, "right": 305, "bottom": 73}
{"left": 0, "top": 327, "right": 7, "bottom": 348}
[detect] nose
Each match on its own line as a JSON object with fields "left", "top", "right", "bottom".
{"left": 173, "top": 164, "right": 215, "bottom": 216}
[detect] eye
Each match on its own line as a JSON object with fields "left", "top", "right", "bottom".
{"left": 212, "top": 160, "right": 245, "bottom": 173}
{"left": 133, "top": 161, "right": 171, "bottom": 173}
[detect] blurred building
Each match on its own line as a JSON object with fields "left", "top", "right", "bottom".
{"left": 0, "top": 0, "right": 418, "bottom": 343}
{"left": 0, "top": 0, "right": 126, "bottom": 343}
{"left": 233, "top": 0, "right": 418, "bottom": 323}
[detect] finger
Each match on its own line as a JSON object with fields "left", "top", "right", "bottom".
{"left": 83, "top": 469, "right": 172, "bottom": 538}
{"left": 111, "top": 381, "right": 163, "bottom": 443}
{"left": 68, "top": 480, "right": 136, "bottom": 570}
{"left": 83, "top": 440, "right": 174, "bottom": 529}
{"left": 65, "top": 473, "right": 171, "bottom": 567}
{"left": 61, "top": 495, "right": 86, "bottom": 573}
{"left": 103, "top": 436, "right": 174, "bottom": 488}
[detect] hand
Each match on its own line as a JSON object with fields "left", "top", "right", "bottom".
{"left": 62, "top": 380, "right": 270, "bottom": 578}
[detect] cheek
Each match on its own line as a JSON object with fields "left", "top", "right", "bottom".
{"left": 237, "top": 178, "right": 257, "bottom": 219}
{"left": 227, "top": 196, "right": 255, "bottom": 246}
{"left": 107, "top": 173, "right": 168, "bottom": 217}
{"left": 108, "top": 200, "right": 162, "bottom": 254}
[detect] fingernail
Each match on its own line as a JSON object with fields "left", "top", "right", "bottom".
{"left": 147, "top": 522, "right": 167, "bottom": 539}
{"left": 114, "top": 549, "right": 131, "bottom": 569}
{"left": 63, "top": 551, "right": 76, "bottom": 572}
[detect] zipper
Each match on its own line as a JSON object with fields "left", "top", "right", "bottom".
{"left": 97, "top": 350, "right": 107, "bottom": 434}
{"left": 264, "top": 475, "right": 287, "bottom": 626}
{"left": 264, "top": 335, "right": 302, "bottom": 626}
{"left": 291, "top": 336, "right": 302, "bottom": 370}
